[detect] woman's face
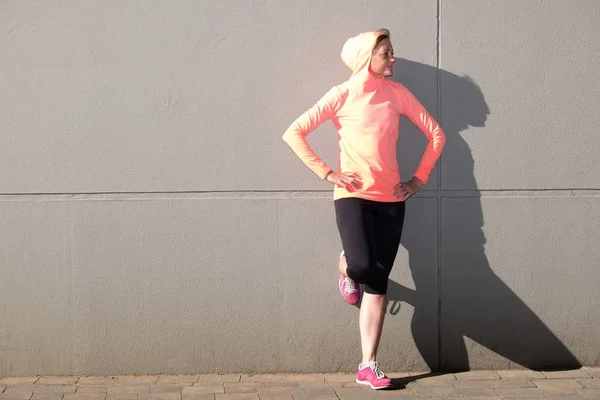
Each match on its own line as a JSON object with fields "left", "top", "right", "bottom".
{"left": 370, "top": 38, "right": 395, "bottom": 78}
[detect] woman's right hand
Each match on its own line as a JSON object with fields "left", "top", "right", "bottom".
{"left": 325, "top": 170, "right": 361, "bottom": 191}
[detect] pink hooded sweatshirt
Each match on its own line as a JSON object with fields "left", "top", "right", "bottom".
{"left": 283, "top": 31, "right": 446, "bottom": 202}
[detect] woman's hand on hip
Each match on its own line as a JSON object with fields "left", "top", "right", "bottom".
{"left": 394, "top": 177, "right": 423, "bottom": 201}
{"left": 325, "top": 170, "right": 362, "bottom": 191}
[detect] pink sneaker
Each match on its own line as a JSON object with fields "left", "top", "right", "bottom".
{"left": 356, "top": 362, "right": 393, "bottom": 390}
{"left": 338, "top": 251, "right": 360, "bottom": 305}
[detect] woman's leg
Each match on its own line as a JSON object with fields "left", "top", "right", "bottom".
{"left": 359, "top": 201, "right": 405, "bottom": 363}
{"left": 359, "top": 292, "right": 388, "bottom": 363}
{"left": 335, "top": 198, "right": 377, "bottom": 305}
{"left": 336, "top": 199, "right": 405, "bottom": 361}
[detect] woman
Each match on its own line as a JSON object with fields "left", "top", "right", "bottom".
{"left": 282, "top": 29, "right": 445, "bottom": 389}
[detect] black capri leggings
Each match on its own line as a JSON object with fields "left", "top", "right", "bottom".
{"left": 334, "top": 197, "right": 405, "bottom": 295}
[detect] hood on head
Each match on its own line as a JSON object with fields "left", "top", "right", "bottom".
{"left": 340, "top": 31, "right": 387, "bottom": 79}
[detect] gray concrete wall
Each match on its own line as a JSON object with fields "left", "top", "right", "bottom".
{"left": 1, "top": 0, "right": 599, "bottom": 376}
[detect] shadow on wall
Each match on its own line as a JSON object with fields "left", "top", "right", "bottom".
{"left": 386, "top": 58, "right": 581, "bottom": 372}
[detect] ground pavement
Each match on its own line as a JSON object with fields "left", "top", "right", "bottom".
{"left": 1, "top": 368, "right": 599, "bottom": 400}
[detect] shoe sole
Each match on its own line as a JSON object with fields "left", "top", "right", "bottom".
{"left": 355, "top": 378, "right": 393, "bottom": 390}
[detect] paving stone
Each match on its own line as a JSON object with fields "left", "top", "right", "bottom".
{"left": 257, "top": 395, "right": 293, "bottom": 400}
{"left": 137, "top": 394, "right": 181, "bottom": 400}
{"left": 543, "top": 397, "right": 583, "bottom": 400}
{"left": 215, "top": 394, "right": 259, "bottom": 400}
{"left": 238, "top": 378, "right": 284, "bottom": 385}
{"left": 406, "top": 374, "right": 456, "bottom": 388}
{"left": 36, "top": 378, "right": 79, "bottom": 386}
{"left": 180, "top": 395, "right": 214, "bottom": 400}
{"left": 290, "top": 395, "right": 338, "bottom": 400}
{"left": 258, "top": 385, "right": 296, "bottom": 390}
{"left": 0, "top": 378, "right": 39, "bottom": 386}
{"left": 76, "top": 387, "right": 107, "bottom": 394}
{"left": 30, "top": 386, "right": 76, "bottom": 394}
{"left": 453, "top": 398, "right": 501, "bottom": 400}
{"left": 402, "top": 398, "right": 451, "bottom": 400}
{"left": 496, "top": 371, "right": 546, "bottom": 380}
{"left": 296, "top": 382, "right": 340, "bottom": 389}
{"left": 296, "top": 387, "right": 335, "bottom": 397}
{"left": 406, "top": 379, "right": 454, "bottom": 388}
{"left": 148, "top": 387, "right": 182, "bottom": 394}
{"left": 584, "top": 367, "right": 600, "bottom": 379}
{"left": 0, "top": 388, "right": 34, "bottom": 400}
{"left": 494, "top": 387, "right": 549, "bottom": 397}
{"left": 410, "top": 386, "right": 464, "bottom": 398}
{"left": 458, "top": 387, "right": 499, "bottom": 397}
{"left": 105, "top": 394, "right": 138, "bottom": 400}
{"left": 452, "top": 380, "right": 497, "bottom": 389}
{"left": 285, "top": 375, "right": 325, "bottom": 384}
{"left": 339, "top": 382, "right": 363, "bottom": 388}
{"left": 492, "top": 380, "right": 536, "bottom": 389}
{"left": 222, "top": 384, "right": 262, "bottom": 394}
{"left": 455, "top": 371, "right": 502, "bottom": 380}
{"left": 64, "top": 394, "right": 107, "bottom": 400}
{"left": 505, "top": 398, "right": 548, "bottom": 400}
{"left": 322, "top": 374, "right": 355, "bottom": 383}
{"left": 576, "top": 379, "right": 600, "bottom": 389}
{"left": 195, "top": 378, "right": 240, "bottom": 386}
{"left": 3, "top": 388, "right": 32, "bottom": 395}
{"left": 333, "top": 387, "right": 377, "bottom": 400}
{"left": 540, "top": 389, "right": 581, "bottom": 397}
{"left": 450, "top": 398, "right": 500, "bottom": 400}
{"left": 116, "top": 379, "right": 158, "bottom": 386}
{"left": 182, "top": 387, "right": 224, "bottom": 396}
{"left": 253, "top": 387, "right": 300, "bottom": 397}
{"left": 533, "top": 379, "right": 582, "bottom": 390}
{"left": 107, "top": 386, "right": 149, "bottom": 394}
{"left": 334, "top": 385, "right": 375, "bottom": 396}
{"left": 30, "top": 394, "right": 64, "bottom": 400}
{"left": 543, "top": 369, "right": 591, "bottom": 379}
{"left": 408, "top": 373, "right": 455, "bottom": 381}
{"left": 240, "top": 376, "right": 322, "bottom": 384}
{"left": 578, "top": 388, "right": 600, "bottom": 398}
{"left": 292, "top": 387, "right": 335, "bottom": 397}
{"left": 386, "top": 373, "right": 411, "bottom": 379}
{"left": 156, "top": 378, "right": 199, "bottom": 386}
{"left": 77, "top": 379, "right": 119, "bottom": 386}
{"left": 375, "top": 388, "right": 419, "bottom": 398}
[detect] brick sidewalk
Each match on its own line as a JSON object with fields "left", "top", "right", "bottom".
{"left": 1, "top": 368, "right": 599, "bottom": 400}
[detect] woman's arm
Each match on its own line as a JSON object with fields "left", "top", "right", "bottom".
{"left": 282, "top": 87, "right": 341, "bottom": 180}
{"left": 397, "top": 84, "right": 446, "bottom": 185}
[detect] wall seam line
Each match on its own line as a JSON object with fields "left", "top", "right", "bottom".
{"left": 436, "top": 0, "right": 443, "bottom": 372}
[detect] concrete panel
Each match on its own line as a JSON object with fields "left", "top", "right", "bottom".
{"left": 440, "top": 1, "right": 600, "bottom": 190}
{"left": 0, "top": 0, "right": 437, "bottom": 194}
{"left": 0, "top": 200, "right": 73, "bottom": 376}
{"left": 20, "top": 194, "right": 440, "bottom": 375}
{"left": 385, "top": 198, "right": 439, "bottom": 371}
{"left": 276, "top": 196, "right": 357, "bottom": 372}
{"left": 70, "top": 197, "right": 285, "bottom": 374}
{"left": 441, "top": 196, "right": 600, "bottom": 370}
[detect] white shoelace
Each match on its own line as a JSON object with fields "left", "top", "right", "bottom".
{"left": 344, "top": 277, "right": 357, "bottom": 294}
{"left": 372, "top": 362, "right": 385, "bottom": 379}
{"left": 361, "top": 361, "right": 385, "bottom": 379}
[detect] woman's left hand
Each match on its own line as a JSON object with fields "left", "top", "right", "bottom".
{"left": 393, "top": 177, "right": 424, "bottom": 201}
